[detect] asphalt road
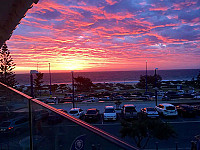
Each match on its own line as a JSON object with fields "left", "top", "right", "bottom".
{"left": 49, "top": 100, "right": 200, "bottom": 149}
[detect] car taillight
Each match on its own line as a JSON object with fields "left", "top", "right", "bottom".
{"left": 8, "top": 127, "right": 13, "bottom": 130}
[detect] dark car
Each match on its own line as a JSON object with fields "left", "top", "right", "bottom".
{"left": 0, "top": 116, "right": 29, "bottom": 135}
{"left": 122, "top": 104, "right": 137, "bottom": 119}
{"left": 176, "top": 104, "right": 196, "bottom": 117}
{"left": 84, "top": 108, "right": 100, "bottom": 122}
{"left": 141, "top": 107, "right": 159, "bottom": 118}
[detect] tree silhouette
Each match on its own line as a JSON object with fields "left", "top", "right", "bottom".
{"left": 74, "top": 76, "right": 93, "bottom": 92}
{"left": 34, "top": 72, "right": 44, "bottom": 96}
{"left": 120, "top": 115, "right": 176, "bottom": 148}
{"left": 136, "top": 75, "right": 162, "bottom": 89}
{"left": 0, "top": 43, "right": 17, "bottom": 87}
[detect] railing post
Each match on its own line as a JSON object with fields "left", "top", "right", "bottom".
{"left": 155, "top": 142, "right": 158, "bottom": 150}
{"left": 28, "top": 98, "right": 33, "bottom": 150}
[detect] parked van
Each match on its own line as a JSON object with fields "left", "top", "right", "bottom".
{"left": 122, "top": 104, "right": 137, "bottom": 119}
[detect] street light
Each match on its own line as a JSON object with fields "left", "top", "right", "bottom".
{"left": 154, "top": 68, "right": 158, "bottom": 106}
{"left": 71, "top": 71, "right": 75, "bottom": 108}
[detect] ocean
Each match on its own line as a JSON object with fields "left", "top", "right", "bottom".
{"left": 15, "top": 69, "right": 200, "bottom": 85}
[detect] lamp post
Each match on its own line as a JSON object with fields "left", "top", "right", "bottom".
{"left": 145, "top": 60, "right": 148, "bottom": 93}
{"left": 49, "top": 63, "right": 52, "bottom": 98}
{"left": 154, "top": 68, "right": 158, "bottom": 106}
{"left": 29, "top": 70, "right": 38, "bottom": 150}
{"left": 71, "top": 71, "right": 75, "bottom": 108}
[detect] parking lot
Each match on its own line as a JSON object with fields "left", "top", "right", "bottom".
{"left": 51, "top": 100, "right": 200, "bottom": 149}
{"left": 1, "top": 99, "right": 200, "bottom": 149}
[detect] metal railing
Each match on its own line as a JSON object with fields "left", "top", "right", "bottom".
{"left": 0, "top": 82, "right": 139, "bottom": 150}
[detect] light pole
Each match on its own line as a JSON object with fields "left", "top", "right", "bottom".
{"left": 29, "top": 70, "right": 38, "bottom": 150}
{"left": 154, "top": 68, "right": 158, "bottom": 106}
{"left": 145, "top": 60, "right": 148, "bottom": 93}
{"left": 49, "top": 63, "right": 52, "bottom": 98}
{"left": 71, "top": 71, "right": 75, "bottom": 108}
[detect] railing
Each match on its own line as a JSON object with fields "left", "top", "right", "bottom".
{"left": 0, "top": 82, "right": 139, "bottom": 150}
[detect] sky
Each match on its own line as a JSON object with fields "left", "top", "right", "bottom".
{"left": 7, "top": 0, "right": 200, "bottom": 73}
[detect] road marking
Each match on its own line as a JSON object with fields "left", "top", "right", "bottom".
{"left": 163, "top": 120, "right": 200, "bottom": 124}
{"left": 93, "top": 123, "right": 121, "bottom": 126}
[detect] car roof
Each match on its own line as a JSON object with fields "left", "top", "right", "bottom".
{"left": 159, "top": 103, "right": 175, "bottom": 106}
{"left": 105, "top": 106, "right": 114, "bottom": 109}
{"left": 70, "top": 108, "right": 80, "bottom": 111}
{"left": 124, "top": 104, "right": 135, "bottom": 107}
{"left": 146, "top": 107, "right": 155, "bottom": 109}
{"left": 87, "top": 108, "right": 97, "bottom": 111}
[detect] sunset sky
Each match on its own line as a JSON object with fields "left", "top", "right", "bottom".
{"left": 7, "top": 0, "right": 200, "bottom": 73}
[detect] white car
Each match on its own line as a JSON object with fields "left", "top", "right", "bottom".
{"left": 155, "top": 103, "right": 178, "bottom": 117}
{"left": 69, "top": 108, "right": 84, "bottom": 119}
{"left": 141, "top": 107, "right": 159, "bottom": 118}
{"left": 103, "top": 106, "right": 117, "bottom": 121}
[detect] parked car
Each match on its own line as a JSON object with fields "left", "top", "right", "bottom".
{"left": 122, "top": 104, "right": 137, "bottom": 119}
{"left": 0, "top": 116, "right": 29, "bottom": 134}
{"left": 176, "top": 104, "right": 196, "bottom": 117}
{"left": 103, "top": 106, "right": 117, "bottom": 121}
{"left": 88, "top": 97, "right": 99, "bottom": 102}
{"left": 193, "top": 105, "right": 200, "bottom": 115}
{"left": 45, "top": 97, "right": 57, "bottom": 104}
{"left": 114, "top": 95, "right": 125, "bottom": 101}
{"left": 84, "top": 108, "right": 100, "bottom": 122}
{"left": 141, "top": 107, "right": 159, "bottom": 118}
{"left": 69, "top": 108, "right": 84, "bottom": 119}
{"left": 99, "top": 96, "right": 110, "bottom": 101}
{"left": 155, "top": 103, "right": 178, "bottom": 117}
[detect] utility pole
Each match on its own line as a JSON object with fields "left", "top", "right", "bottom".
{"left": 72, "top": 71, "right": 75, "bottom": 108}
{"left": 145, "top": 60, "right": 148, "bottom": 93}
{"left": 155, "top": 68, "right": 158, "bottom": 106}
{"left": 49, "top": 63, "right": 52, "bottom": 98}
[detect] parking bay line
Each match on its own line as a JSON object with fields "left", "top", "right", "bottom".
{"left": 163, "top": 120, "right": 200, "bottom": 124}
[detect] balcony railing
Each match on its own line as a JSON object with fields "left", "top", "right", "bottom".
{"left": 0, "top": 82, "right": 139, "bottom": 150}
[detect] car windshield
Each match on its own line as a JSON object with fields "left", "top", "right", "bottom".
{"left": 125, "top": 107, "right": 136, "bottom": 112}
{"left": 105, "top": 109, "right": 115, "bottom": 113}
{"left": 147, "top": 108, "right": 156, "bottom": 111}
{"left": 69, "top": 110, "right": 78, "bottom": 114}
{"left": 86, "top": 110, "right": 96, "bottom": 114}
{"left": 166, "top": 106, "right": 175, "bottom": 110}
{"left": 1, "top": 121, "right": 11, "bottom": 127}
